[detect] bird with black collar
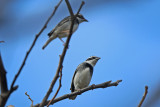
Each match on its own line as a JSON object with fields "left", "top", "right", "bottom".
{"left": 69, "top": 56, "right": 100, "bottom": 100}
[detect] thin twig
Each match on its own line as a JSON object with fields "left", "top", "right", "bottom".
{"left": 39, "top": 1, "right": 85, "bottom": 107}
{"left": 10, "top": 0, "right": 62, "bottom": 91}
{"left": 0, "top": 53, "right": 18, "bottom": 106}
{"left": 33, "top": 80, "right": 122, "bottom": 107}
{"left": 47, "top": 66, "right": 63, "bottom": 107}
{"left": 65, "top": 0, "right": 74, "bottom": 17}
{"left": 25, "top": 92, "right": 33, "bottom": 106}
{"left": 0, "top": 53, "right": 9, "bottom": 106}
{"left": 0, "top": 0, "right": 62, "bottom": 107}
{"left": 138, "top": 86, "right": 148, "bottom": 107}
{"left": 10, "top": 0, "right": 63, "bottom": 96}
{"left": 76, "top": 1, "right": 85, "bottom": 15}
{"left": 0, "top": 53, "right": 8, "bottom": 93}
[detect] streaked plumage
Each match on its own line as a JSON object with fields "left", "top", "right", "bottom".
{"left": 42, "top": 14, "right": 88, "bottom": 49}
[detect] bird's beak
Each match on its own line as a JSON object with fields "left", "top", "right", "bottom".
{"left": 97, "top": 57, "right": 101, "bottom": 60}
{"left": 83, "top": 18, "right": 88, "bottom": 22}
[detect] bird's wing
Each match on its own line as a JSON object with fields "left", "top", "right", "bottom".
{"left": 48, "top": 29, "right": 55, "bottom": 37}
{"left": 70, "top": 67, "right": 78, "bottom": 92}
{"left": 56, "top": 16, "right": 71, "bottom": 27}
{"left": 48, "top": 16, "right": 71, "bottom": 37}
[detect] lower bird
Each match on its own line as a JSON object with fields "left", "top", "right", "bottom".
{"left": 69, "top": 56, "right": 100, "bottom": 100}
{"left": 42, "top": 14, "right": 88, "bottom": 49}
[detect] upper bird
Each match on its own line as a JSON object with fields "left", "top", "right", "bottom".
{"left": 69, "top": 56, "right": 100, "bottom": 100}
{"left": 42, "top": 14, "right": 88, "bottom": 49}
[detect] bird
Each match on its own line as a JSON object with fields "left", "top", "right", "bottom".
{"left": 69, "top": 56, "right": 100, "bottom": 100}
{"left": 42, "top": 14, "right": 88, "bottom": 49}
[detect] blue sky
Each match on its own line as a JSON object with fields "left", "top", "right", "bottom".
{"left": 0, "top": 0, "right": 160, "bottom": 107}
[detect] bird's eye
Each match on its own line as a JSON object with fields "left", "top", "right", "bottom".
{"left": 78, "top": 15, "right": 84, "bottom": 19}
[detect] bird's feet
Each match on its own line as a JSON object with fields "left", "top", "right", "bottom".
{"left": 59, "top": 38, "right": 69, "bottom": 49}
{"left": 76, "top": 89, "right": 81, "bottom": 94}
{"left": 77, "top": 89, "right": 81, "bottom": 92}
{"left": 59, "top": 38, "right": 65, "bottom": 44}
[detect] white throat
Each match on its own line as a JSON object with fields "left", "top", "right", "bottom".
{"left": 77, "top": 17, "right": 84, "bottom": 23}
{"left": 85, "top": 60, "right": 98, "bottom": 67}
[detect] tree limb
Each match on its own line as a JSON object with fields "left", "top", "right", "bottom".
{"left": 25, "top": 92, "right": 34, "bottom": 106}
{"left": 0, "top": 53, "right": 18, "bottom": 106}
{"left": 0, "top": 0, "right": 62, "bottom": 106}
{"left": 33, "top": 80, "right": 122, "bottom": 107}
{"left": 65, "top": 0, "right": 74, "bottom": 17}
{"left": 76, "top": 1, "right": 85, "bottom": 16}
{"left": 0, "top": 53, "right": 8, "bottom": 94}
{"left": 39, "top": 1, "right": 85, "bottom": 107}
{"left": 47, "top": 66, "right": 63, "bottom": 107}
{"left": 10, "top": 0, "right": 63, "bottom": 92}
{"left": 0, "top": 53, "right": 9, "bottom": 106}
{"left": 138, "top": 86, "right": 148, "bottom": 107}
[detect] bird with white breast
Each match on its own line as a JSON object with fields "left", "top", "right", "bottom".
{"left": 69, "top": 56, "right": 100, "bottom": 100}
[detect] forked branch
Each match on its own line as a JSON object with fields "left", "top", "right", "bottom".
{"left": 0, "top": 0, "right": 62, "bottom": 106}
{"left": 39, "top": 1, "right": 85, "bottom": 107}
{"left": 33, "top": 80, "right": 122, "bottom": 107}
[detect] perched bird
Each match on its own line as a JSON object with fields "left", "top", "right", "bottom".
{"left": 42, "top": 14, "right": 88, "bottom": 49}
{"left": 69, "top": 56, "right": 100, "bottom": 100}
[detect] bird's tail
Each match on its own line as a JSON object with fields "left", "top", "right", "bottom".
{"left": 69, "top": 95, "right": 77, "bottom": 100}
{"left": 42, "top": 35, "right": 57, "bottom": 50}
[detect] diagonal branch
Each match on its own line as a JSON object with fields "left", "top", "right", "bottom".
{"left": 138, "top": 86, "right": 148, "bottom": 107}
{"left": 25, "top": 92, "right": 34, "bottom": 106}
{"left": 10, "top": 0, "right": 63, "bottom": 93}
{"left": 65, "top": 0, "right": 74, "bottom": 17}
{"left": 0, "top": 53, "right": 9, "bottom": 106}
{"left": 33, "top": 80, "right": 122, "bottom": 107}
{"left": 0, "top": 53, "right": 8, "bottom": 94}
{"left": 47, "top": 66, "right": 63, "bottom": 107}
{"left": 76, "top": 1, "right": 85, "bottom": 16}
{"left": 0, "top": 0, "right": 62, "bottom": 107}
{"left": 0, "top": 53, "right": 18, "bottom": 106}
{"left": 39, "top": 1, "right": 85, "bottom": 107}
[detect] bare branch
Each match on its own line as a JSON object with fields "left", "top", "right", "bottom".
{"left": 33, "top": 80, "right": 122, "bottom": 107}
{"left": 0, "top": 53, "right": 8, "bottom": 93}
{"left": 10, "top": 0, "right": 63, "bottom": 95}
{"left": 65, "top": 0, "right": 74, "bottom": 17}
{"left": 76, "top": 1, "right": 85, "bottom": 15}
{"left": 39, "top": 1, "right": 85, "bottom": 107}
{"left": 138, "top": 86, "right": 148, "bottom": 107}
{"left": 0, "top": 53, "right": 10, "bottom": 106}
{"left": 25, "top": 92, "right": 33, "bottom": 106}
{"left": 0, "top": 0, "right": 62, "bottom": 106}
{"left": 47, "top": 67, "right": 63, "bottom": 107}
{"left": 0, "top": 54, "right": 18, "bottom": 107}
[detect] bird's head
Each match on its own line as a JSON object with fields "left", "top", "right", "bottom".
{"left": 76, "top": 14, "right": 88, "bottom": 23}
{"left": 85, "top": 56, "right": 100, "bottom": 67}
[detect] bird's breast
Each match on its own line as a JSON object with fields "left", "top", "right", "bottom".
{"left": 74, "top": 68, "right": 92, "bottom": 90}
